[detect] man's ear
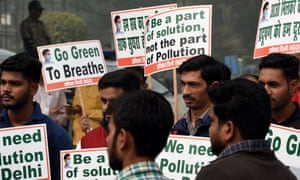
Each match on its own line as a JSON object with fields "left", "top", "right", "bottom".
{"left": 290, "top": 79, "right": 298, "bottom": 93}
{"left": 117, "top": 128, "right": 134, "bottom": 151}
{"left": 30, "top": 82, "right": 39, "bottom": 96}
{"left": 222, "top": 120, "right": 235, "bottom": 142}
{"left": 209, "top": 81, "right": 219, "bottom": 88}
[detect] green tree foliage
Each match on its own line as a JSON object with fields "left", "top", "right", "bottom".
{"left": 41, "top": 11, "right": 87, "bottom": 43}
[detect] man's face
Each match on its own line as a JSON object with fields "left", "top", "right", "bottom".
{"left": 106, "top": 116, "right": 123, "bottom": 170}
{"left": 115, "top": 18, "right": 122, "bottom": 31}
{"left": 208, "top": 102, "right": 226, "bottom": 155}
{"left": 101, "top": 87, "right": 123, "bottom": 114}
{"left": 32, "top": 8, "right": 42, "bottom": 19}
{"left": 259, "top": 68, "right": 296, "bottom": 111}
{"left": 0, "top": 71, "right": 35, "bottom": 110}
{"left": 181, "top": 70, "right": 209, "bottom": 110}
{"left": 116, "top": 18, "right": 121, "bottom": 24}
{"left": 43, "top": 51, "right": 51, "bottom": 62}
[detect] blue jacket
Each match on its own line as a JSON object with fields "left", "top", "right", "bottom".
{"left": 0, "top": 102, "right": 73, "bottom": 180}
{"left": 171, "top": 110, "right": 211, "bottom": 137}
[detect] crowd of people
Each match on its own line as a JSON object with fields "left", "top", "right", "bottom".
{"left": 1, "top": 51, "right": 299, "bottom": 179}
{"left": 0, "top": 0, "right": 299, "bottom": 179}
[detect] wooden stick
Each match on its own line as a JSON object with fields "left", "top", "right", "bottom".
{"left": 173, "top": 69, "right": 178, "bottom": 124}
{"left": 78, "top": 87, "right": 86, "bottom": 116}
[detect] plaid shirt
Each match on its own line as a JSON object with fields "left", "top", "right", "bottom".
{"left": 116, "top": 161, "right": 170, "bottom": 180}
{"left": 218, "top": 139, "right": 272, "bottom": 160}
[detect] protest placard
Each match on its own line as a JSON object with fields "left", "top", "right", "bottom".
{"left": 111, "top": 4, "right": 177, "bottom": 67}
{"left": 61, "top": 135, "right": 216, "bottom": 180}
{"left": 60, "top": 126, "right": 300, "bottom": 179}
{"left": 37, "top": 40, "right": 107, "bottom": 91}
{"left": 157, "top": 135, "right": 216, "bottom": 179}
{"left": 61, "top": 148, "right": 117, "bottom": 180}
{"left": 0, "top": 124, "right": 50, "bottom": 180}
{"left": 268, "top": 124, "right": 300, "bottom": 178}
{"left": 144, "top": 5, "right": 212, "bottom": 76}
{"left": 254, "top": 0, "right": 300, "bottom": 58}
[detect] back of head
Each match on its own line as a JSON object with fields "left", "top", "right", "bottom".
{"left": 208, "top": 79, "right": 271, "bottom": 139}
{"left": 98, "top": 69, "right": 142, "bottom": 92}
{"left": 125, "top": 66, "right": 147, "bottom": 84}
{"left": 238, "top": 74, "right": 259, "bottom": 83}
{"left": 178, "top": 55, "right": 231, "bottom": 85}
{"left": 0, "top": 52, "right": 41, "bottom": 83}
{"left": 259, "top": 53, "right": 299, "bottom": 80}
{"left": 111, "top": 90, "right": 174, "bottom": 159}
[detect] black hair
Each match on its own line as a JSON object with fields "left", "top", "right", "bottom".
{"left": 64, "top": 153, "right": 70, "bottom": 160}
{"left": 42, "top": 49, "right": 50, "bottom": 56}
{"left": 110, "top": 90, "right": 173, "bottom": 159}
{"left": 259, "top": 53, "right": 299, "bottom": 81}
{"left": 125, "top": 66, "right": 147, "bottom": 83}
{"left": 178, "top": 55, "right": 231, "bottom": 85}
{"left": 114, "top": 15, "right": 121, "bottom": 23}
{"left": 0, "top": 52, "right": 41, "bottom": 83}
{"left": 98, "top": 69, "right": 142, "bottom": 92}
{"left": 239, "top": 74, "right": 258, "bottom": 79}
{"left": 238, "top": 74, "right": 259, "bottom": 83}
{"left": 263, "top": 2, "right": 269, "bottom": 11}
{"left": 28, "top": 0, "right": 43, "bottom": 11}
{"left": 208, "top": 79, "right": 271, "bottom": 139}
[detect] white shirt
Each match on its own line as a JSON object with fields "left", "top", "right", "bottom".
{"left": 34, "top": 84, "right": 68, "bottom": 125}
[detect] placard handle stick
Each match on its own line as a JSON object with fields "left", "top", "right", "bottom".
{"left": 173, "top": 69, "right": 178, "bottom": 123}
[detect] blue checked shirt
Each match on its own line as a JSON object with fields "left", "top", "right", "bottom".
{"left": 116, "top": 161, "right": 170, "bottom": 180}
{"left": 218, "top": 139, "right": 272, "bottom": 160}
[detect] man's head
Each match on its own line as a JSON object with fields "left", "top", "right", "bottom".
{"left": 238, "top": 74, "right": 259, "bottom": 83}
{"left": 178, "top": 55, "right": 231, "bottom": 110}
{"left": 106, "top": 90, "right": 174, "bottom": 170}
{"left": 63, "top": 153, "right": 71, "bottom": 167}
{"left": 259, "top": 53, "right": 299, "bottom": 111}
{"left": 64, "top": 153, "right": 71, "bottom": 161}
{"left": 42, "top": 49, "right": 51, "bottom": 62}
{"left": 125, "top": 66, "right": 148, "bottom": 89}
{"left": 114, "top": 15, "right": 122, "bottom": 32}
{"left": 0, "top": 52, "right": 41, "bottom": 109}
{"left": 98, "top": 69, "right": 142, "bottom": 114}
{"left": 28, "top": 0, "right": 44, "bottom": 19}
{"left": 208, "top": 79, "right": 271, "bottom": 155}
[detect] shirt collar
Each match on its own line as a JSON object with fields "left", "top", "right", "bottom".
{"left": 0, "top": 102, "right": 45, "bottom": 126}
{"left": 183, "top": 108, "right": 209, "bottom": 123}
{"left": 218, "top": 139, "right": 271, "bottom": 159}
{"left": 117, "top": 161, "right": 163, "bottom": 179}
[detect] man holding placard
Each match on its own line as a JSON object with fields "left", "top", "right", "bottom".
{"left": 79, "top": 69, "right": 143, "bottom": 149}
{"left": 171, "top": 55, "right": 231, "bottom": 136}
{"left": 0, "top": 52, "right": 73, "bottom": 180}
{"left": 259, "top": 53, "right": 300, "bottom": 129}
{"left": 196, "top": 79, "right": 296, "bottom": 179}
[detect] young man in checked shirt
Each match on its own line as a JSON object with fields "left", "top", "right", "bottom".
{"left": 106, "top": 90, "right": 173, "bottom": 179}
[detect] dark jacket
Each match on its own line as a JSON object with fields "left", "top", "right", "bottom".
{"left": 171, "top": 113, "right": 210, "bottom": 137}
{"left": 0, "top": 103, "right": 73, "bottom": 180}
{"left": 196, "top": 150, "right": 296, "bottom": 180}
